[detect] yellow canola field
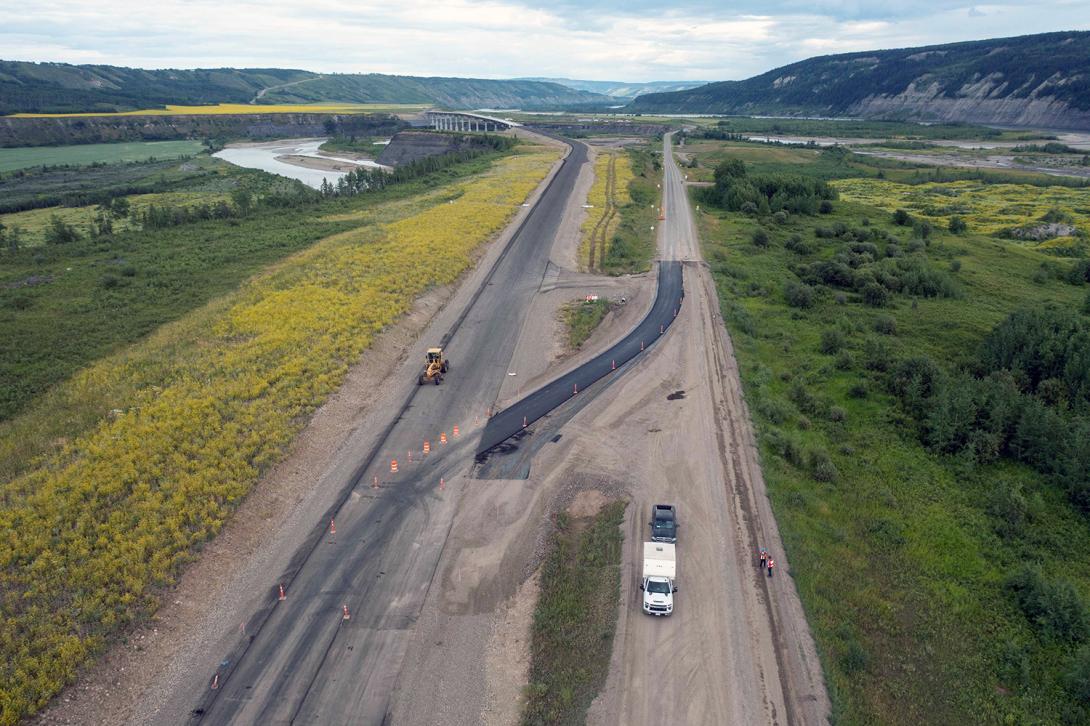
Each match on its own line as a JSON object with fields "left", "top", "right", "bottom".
{"left": 0, "top": 145, "right": 559, "bottom": 723}
{"left": 9, "top": 103, "right": 429, "bottom": 118}
{"left": 832, "top": 178, "right": 1090, "bottom": 236}
{"left": 579, "top": 151, "right": 633, "bottom": 269}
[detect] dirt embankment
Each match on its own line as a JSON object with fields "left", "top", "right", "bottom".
{"left": 0, "top": 113, "right": 405, "bottom": 148}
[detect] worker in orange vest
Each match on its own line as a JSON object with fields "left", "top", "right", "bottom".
{"left": 759, "top": 547, "right": 768, "bottom": 569}
{"left": 767, "top": 558, "right": 775, "bottom": 577}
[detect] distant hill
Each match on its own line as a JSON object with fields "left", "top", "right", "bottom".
{"left": 0, "top": 61, "right": 610, "bottom": 115}
{"left": 629, "top": 31, "right": 1090, "bottom": 130}
{"left": 518, "top": 77, "right": 708, "bottom": 100}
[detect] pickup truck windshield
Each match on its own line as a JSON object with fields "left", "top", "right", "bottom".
{"left": 647, "top": 580, "right": 672, "bottom": 594}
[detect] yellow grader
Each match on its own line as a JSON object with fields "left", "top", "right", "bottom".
{"left": 418, "top": 347, "right": 450, "bottom": 385}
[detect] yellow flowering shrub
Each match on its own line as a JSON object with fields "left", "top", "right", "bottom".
{"left": 832, "top": 178, "right": 1090, "bottom": 237}
{"left": 0, "top": 145, "right": 560, "bottom": 723}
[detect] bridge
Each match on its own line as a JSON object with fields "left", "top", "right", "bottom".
{"left": 425, "top": 110, "right": 521, "bottom": 132}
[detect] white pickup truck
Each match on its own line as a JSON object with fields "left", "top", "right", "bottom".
{"left": 640, "top": 542, "right": 677, "bottom": 616}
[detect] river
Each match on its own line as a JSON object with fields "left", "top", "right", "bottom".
{"left": 213, "top": 138, "right": 388, "bottom": 189}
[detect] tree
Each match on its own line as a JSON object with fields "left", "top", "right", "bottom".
{"left": 784, "top": 281, "right": 814, "bottom": 308}
{"left": 231, "top": 188, "right": 253, "bottom": 213}
{"left": 44, "top": 215, "right": 80, "bottom": 244}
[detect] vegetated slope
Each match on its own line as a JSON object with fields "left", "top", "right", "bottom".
{"left": 689, "top": 139, "right": 1090, "bottom": 723}
{"left": 518, "top": 77, "right": 708, "bottom": 99}
{"left": 630, "top": 31, "right": 1090, "bottom": 130}
{"left": 262, "top": 73, "right": 610, "bottom": 109}
{"left": 0, "top": 60, "right": 610, "bottom": 114}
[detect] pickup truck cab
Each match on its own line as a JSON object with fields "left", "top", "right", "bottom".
{"left": 650, "top": 504, "right": 678, "bottom": 543}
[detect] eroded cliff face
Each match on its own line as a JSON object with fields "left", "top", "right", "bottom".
{"left": 849, "top": 71, "right": 1090, "bottom": 130}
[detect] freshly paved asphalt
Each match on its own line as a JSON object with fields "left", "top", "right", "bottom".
{"left": 477, "top": 260, "right": 682, "bottom": 454}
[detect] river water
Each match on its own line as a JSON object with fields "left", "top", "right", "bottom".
{"left": 213, "top": 138, "right": 388, "bottom": 189}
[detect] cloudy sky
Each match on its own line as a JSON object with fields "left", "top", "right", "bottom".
{"left": 3, "top": 0, "right": 1089, "bottom": 81}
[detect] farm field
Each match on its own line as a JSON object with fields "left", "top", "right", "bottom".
{"left": 8, "top": 102, "right": 430, "bottom": 118}
{"left": 690, "top": 139, "right": 1090, "bottom": 724}
{"left": 0, "top": 140, "right": 205, "bottom": 172}
{"left": 0, "top": 141, "right": 560, "bottom": 723}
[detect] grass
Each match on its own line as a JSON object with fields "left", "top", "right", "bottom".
{"left": 599, "top": 147, "right": 657, "bottom": 275}
{"left": 0, "top": 142, "right": 560, "bottom": 724}
{"left": 579, "top": 150, "right": 633, "bottom": 270}
{"left": 0, "top": 190, "right": 232, "bottom": 245}
{"left": 523, "top": 500, "right": 625, "bottom": 725}
{"left": 8, "top": 103, "right": 430, "bottom": 118}
{"left": 564, "top": 298, "right": 612, "bottom": 349}
{"left": 690, "top": 138, "right": 1090, "bottom": 724}
{"left": 834, "top": 178, "right": 1090, "bottom": 239}
{"left": 0, "top": 140, "right": 205, "bottom": 173}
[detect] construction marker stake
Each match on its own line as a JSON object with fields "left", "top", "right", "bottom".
{"left": 440, "top": 432, "right": 447, "bottom": 445}
{"left": 453, "top": 425, "right": 459, "bottom": 438}
{"left": 391, "top": 459, "right": 398, "bottom": 473}
{"left": 211, "top": 673, "right": 220, "bottom": 690}
{"left": 278, "top": 583, "right": 286, "bottom": 601}
{"left": 329, "top": 518, "right": 336, "bottom": 535}
{"left": 573, "top": 383, "right": 578, "bottom": 395}
{"left": 423, "top": 440, "right": 430, "bottom": 454}
{"left": 611, "top": 359, "right": 616, "bottom": 371}
{"left": 342, "top": 604, "right": 351, "bottom": 621}
{"left": 660, "top": 323, "right": 665, "bottom": 334}
{"left": 640, "top": 341, "right": 645, "bottom": 351}
{"left": 523, "top": 415, "right": 528, "bottom": 428}
{"left": 439, "top": 477, "right": 445, "bottom": 491}
{"left": 372, "top": 475, "right": 379, "bottom": 490}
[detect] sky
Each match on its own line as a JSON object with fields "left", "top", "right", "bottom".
{"left": 2, "top": 0, "right": 1090, "bottom": 82}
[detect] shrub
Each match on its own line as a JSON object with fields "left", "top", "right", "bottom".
{"left": 809, "top": 449, "right": 839, "bottom": 482}
{"left": 848, "top": 382, "right": 868, "bottom": 399}
{"left": 893, "top": 208, "right": 912, "bottom": 226}
{"left": 752, "top": 228, "right": 771, "bottom": 247}
{"left": 820, "top": 328, "right": 846, "bottom": 354}
{"left": 1007, "top": 567, "right": 1089, "bottom": 642}
{"left": 835, "top": 350, "right": 854, "bottom": 370}
{"left": 885, "top": 244, "right": 903, "bottom": 258}
{"left": 1067, "top": 645, "right": 1090, "bottom": 704}
{"left": 784, "top": 281, "right": 815, "bottom": 309}
{"left": 1070, "top": 259, "right": 1090, "bottom": 285}
{"left": 950, "top": 259, "right": 962, "bottom": 272}
{"left": 1083, "top": 291, "right": 1090, "bottom": 316}
{"left": 759, "top": 398, "right": 794, "bottom": 425}
{"left": 100, "top": 274, "right": 121, "bottom": 289}
{"left": 819, "top": 200, "right": 834, "bottom": 214}
{"left": 740, "top": 201, "right": 759, "bottom": 216}
{"left": 841, "top": 640, "right": 867, "bottom": 674}
{"left": 829, "top": 406, "right": 847, "bottom": 422}
{"left": 988, "top": 481, "right": 1029, "bottom": 538}
{"left": 949, "top": 216, "right": 968, "bottom": 234}
{"left": 773, "top": 210, "right": 789, "bottom": 225}
{"left": 862, "top": 283, "right": 889, "bottom": 307}
{"left": 863, "top": 338, "right": 892, "bottom": 371}
{"left": 874, "top": 316, "right": 897, "bottom": 335}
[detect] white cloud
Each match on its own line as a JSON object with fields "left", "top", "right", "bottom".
{"left": 0, "top": 0, "right": 1088, "bottom": 81}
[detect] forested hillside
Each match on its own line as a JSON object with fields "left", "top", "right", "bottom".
{"left": 630, "top": 31, "right": 1090, "bottom": 130}
{"left": 0, "top": 61, "right": 609, "bottom": 114}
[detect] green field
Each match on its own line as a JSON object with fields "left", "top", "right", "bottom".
{"left": 690, "top": 140, "right": 1090, "bottom": 724}
{"left": 0, "top": 140, "right": 206, "bottom": 172}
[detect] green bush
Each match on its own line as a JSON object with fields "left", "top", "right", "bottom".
{"left": 874, "top": 315, "right": 897, "bottom": 335}
{"left": 893, "top": 208, "right": 912, "bottom": 226}
{"left": 949, "top": 216, "right": 968, "bottom": 233}
{"left": 809, "top": 449, "right": 839, "bottom": 482}
{"left": 1007, "top": 567, "right": 1089, "bottom": 642}
{"left": 752, "top": 228, "right": 771, "bottom": 247}
{"left": 784, "top": 281, "right": 815, "bottom": 308}
{"left": 820, "top": 328, "right": 847, "bottom": 354}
